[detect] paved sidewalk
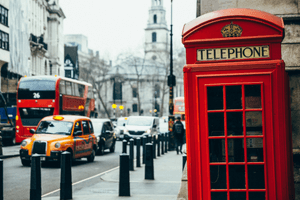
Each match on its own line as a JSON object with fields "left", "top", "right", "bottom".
{"left": 43, "top": 150, "right": 184, "bottom": 200}
{"left": 0, "top": 144, "right": 20, "bottom": 159}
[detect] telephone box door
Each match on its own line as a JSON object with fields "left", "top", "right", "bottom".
{"left": 198, "top": 73, "right": 275, "bottom": 200}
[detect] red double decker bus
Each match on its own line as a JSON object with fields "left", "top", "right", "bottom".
{"left": 15, "top": 76, "right": 95, "bottom": 143}
{"left": 174, "top": 97, "right": 185, "bottom": 121}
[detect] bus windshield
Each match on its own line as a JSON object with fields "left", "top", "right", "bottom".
{"left": 36, "top": 121, "right": 73, "bottom": 135}
{"left": 19, "top": 108, "right": 54, "bottom": 126}
{"left": 18, "top": 79, "right": 56, "bottom": 99}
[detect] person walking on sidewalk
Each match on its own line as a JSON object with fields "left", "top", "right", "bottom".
{"left": 173, "top": 117, "right": 185, "bottom": 154}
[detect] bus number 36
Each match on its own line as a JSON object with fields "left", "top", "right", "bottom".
{"left": 33, "top": 92, "right": 40, "bottom": 99}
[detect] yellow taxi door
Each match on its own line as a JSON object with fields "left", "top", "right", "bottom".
{"left": 73, "top": 121, "right": 85, "bottom": 159}
{"left": 81, "top": 120, "right": 93, "bottom": 156}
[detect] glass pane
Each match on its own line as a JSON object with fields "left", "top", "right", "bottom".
{"left": 228, "top": 139, "right": 244, "bottom": 162}
{"left": 211, "top": 192, "right": 227, "bottom": 200}
{"left": 248, "top": 165, "right": 265, "bottom": 189}
{"left": 208, "top": 113, "right": 224, "bottom": 136}
{"left": 246, "top": 112, "right": 262, "bottom": 135}
{"left": 207, "top": 86, "right": 223, "bottom": 110}
{"left": 229, "top": 165, "right": 245, "bottom": 189}
{"left": 210, "top": 165, "right": 227, "bottom": 189}
{"left": 230, "top": 192, "right": 246, "bottom": 200}
{"left": 249, "top": 192, "right": 265, "bottom": 200}
{"left": 245, "top": 85, "right": 261, "bottom": 109}
{"left": 227, "top": 112, "right": 243, "bottom": 136}
{"left": 209, "top": 139, "right": 225, "bottom": 162}
{"left": 226, "top": 85, "right": 242, "bottom": 109}
{"left": 247, "top": 138, "right": 264, "bottom": 162}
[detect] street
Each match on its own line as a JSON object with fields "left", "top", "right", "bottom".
{"left": 3, "top": 141, "right": 123, "bottom": 200}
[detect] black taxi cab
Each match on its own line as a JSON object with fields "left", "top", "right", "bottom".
{"left": 20, "top": 115, "right": 97, "bottom": 166}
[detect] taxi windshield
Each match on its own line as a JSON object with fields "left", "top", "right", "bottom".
{"left": 36, "top": 121, "right": 73, "bottom": 135}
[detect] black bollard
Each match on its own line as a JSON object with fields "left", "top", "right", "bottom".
{"left": 136, "top": 138, "right": 141, "bottom": 167}
{"left": 142, "top": 136, "right": 147, "bottom": 164}
{"left": 162, "top": 135, "right": 164, "bottom": 154}
{"left": 147, "top": 135, "right": 151, "bottom": 143}
{"left": 30, "top": 154, "right": 41, "bottom": 200}
{"left": 183, "top": 154, "right": 187, "bottom": 171}
{"left": 165, "top": 132, "right": 168, "bottom": 153}
{"left": 119, "top": 154, "right": 130, "bottom": 196}
{"left": 152, "top": 135, "right": 156, "bottom": 159}
{"left": 145, "top": 143, "right": 154, "bottom": 180}
{"left": 157, "top": 134, "right": 160, "bottom": 157}
{"left": 0, "top": 160, "right": 3, "bottom": 200}
{"left": 122, "top": 140, "right": 127, "bottom": 153}
{"left": 60, "top": 152, "right": 72, "bottom": 200}
{"left": 129, "top": 139, "right": 134, "bottom": 171}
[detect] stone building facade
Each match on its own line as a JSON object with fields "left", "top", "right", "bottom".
{"left": 196, "top": 0, "right": 300, "bottom": 198}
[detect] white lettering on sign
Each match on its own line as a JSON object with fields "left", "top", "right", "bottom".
{"left": 197, "top": 45, "right": 269, "bottom": 61}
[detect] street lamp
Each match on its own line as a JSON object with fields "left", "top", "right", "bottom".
{"left": 168, "top": 0, "right": 176, "bottom": 150}
{"left": 112, "top": 104, "right": 117, "bottom": 119}
{"left": 119, "top": 105, "right": 124, "bottom": 117}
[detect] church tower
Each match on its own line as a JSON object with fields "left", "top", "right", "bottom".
{"left": 145, "top": 0, "right": 169, "bottom": 62}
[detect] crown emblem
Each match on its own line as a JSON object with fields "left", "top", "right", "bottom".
{"left": 221, "top": 22, "right": 243, "bottom": 37}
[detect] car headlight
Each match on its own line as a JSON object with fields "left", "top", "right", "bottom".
{"left": 97, "top": 137, "right": 100, "bottom": 143}
{"left": 145, "top": 129, "right": 151, "bottom": 134}
{"left": 21, "top": 140, "right": 28, "bottom": 147}
{"left": 54, "top": 142, "right": 61, "bottom": 148}
{"left": 124, "top": 129, "right": 129, "bottom": 134}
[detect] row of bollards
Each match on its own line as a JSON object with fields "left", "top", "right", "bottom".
{"left": 29, "top": 152, "right": 72, "bottom": 200}
{"left": 119, "top": 132, "right": 170, "bottom": 197}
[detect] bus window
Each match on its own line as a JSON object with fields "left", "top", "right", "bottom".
{"left": 19, "top": 108, "right": 54, "bottom": 126}
{"left": 59, "top": 80, "right": 65, "bottom": 94}
{"left": 175, "top": 101, "right": 183, "bottom": 105}
{"left": 66, "top": 81, "right": 72, "bottom": 95}
{"left": 74, "top": 83, "right": 80, "bottom": 96}
{"left": 88, "top": 87, "right": 93, "bottom": 98}
{"left": 78, "top": 84, "right": 85, "bottom": 97}
{"left": 18, "top": 79, "right": 56, "bottom": 99}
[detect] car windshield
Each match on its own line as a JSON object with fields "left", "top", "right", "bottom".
{"left": 36, "top": 121, "right": 73, "bottom": 135}
{"left": 127, "top": 118, "right": 152, "bottom": 126}
{"left": 117, "top": 119, "right": 127, "bottom": 126}
{"left": 91, "top": 121, "right": 103, "bottom": 135}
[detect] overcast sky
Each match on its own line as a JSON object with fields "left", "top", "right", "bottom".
{"left": 60, "top": 0, "right": 197, "bottom": 63}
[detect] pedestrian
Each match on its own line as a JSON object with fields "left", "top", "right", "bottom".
{"left": 173, "top": 116, "right": 185, "bottom": 154}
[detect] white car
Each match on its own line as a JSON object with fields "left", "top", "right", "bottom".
{"left": 115, "top": 117, "right": 128, "bottom": 140}
{"left": 123, "top": 116, "right": 160, "bottom": 142}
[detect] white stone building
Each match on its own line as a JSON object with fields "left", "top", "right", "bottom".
{"left": 28, "top": 0, "right": 65, "bottom": 76}
{"left": 0, "top": 0, "right": 9, "bottom": 75}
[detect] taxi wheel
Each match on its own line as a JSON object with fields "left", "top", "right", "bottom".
{"left": 21, "top": 159, "right": 31, "bottom": 167}
{"left": 87, "top": 149, "right": 95, "bottom": 162}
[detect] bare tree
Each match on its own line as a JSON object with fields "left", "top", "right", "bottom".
{"left": 116, "top": 53, "right": 147, "bottom": 116}
{"left": 80, "top": 56, "right": 111, "bottom": 119}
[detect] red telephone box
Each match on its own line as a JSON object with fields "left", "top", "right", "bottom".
{"left": 182, "top": 9, "right": 294, "bottom": 200}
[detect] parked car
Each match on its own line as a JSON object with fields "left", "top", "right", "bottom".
{"left": 20, "top": 115, "right": 97, "bottom": 166}
{"left": 115, "top": 117, "right": 128, "bottom": 140}
{"left": 123, "top": 116, "right": 160, "bottom": 141}
{"left": 90, "top": 118, "right": 116, "bottom": 155}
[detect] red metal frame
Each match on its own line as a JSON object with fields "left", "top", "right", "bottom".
{"left": 182, "top": 8, "right": 294, "bottom": 200}
{"left": 15, "top": 76, "right": 95, "bottom": 143}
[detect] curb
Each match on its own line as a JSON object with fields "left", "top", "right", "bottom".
{"left": 0, "top": 154, "right": 19, "bottom": 159}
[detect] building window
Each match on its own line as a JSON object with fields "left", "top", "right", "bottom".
{"left": 0, "top": 30, "right": 9, "bottom": 51}
{"left": 152, "top": 32, "right": 157, "bottom": 42}
{"left": 65, "top": 70, "right": 71, "bottom": 78}
{"left": 49, "top": 63, "right": 52, "bottom": 75}
{"left": 132, "top": 87, "right": 137, "bottom": 98}
{"left": 153, "top": 15, "right": 157, "bottom": 23}
{"left": 0, "top": 6, "right": 8, "bottom": 26}
{"left": 113, "top": 81, "right": 122, "bottom": 100}
{"left": 132, "top": 104, "right": 138, "bottom": 112}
